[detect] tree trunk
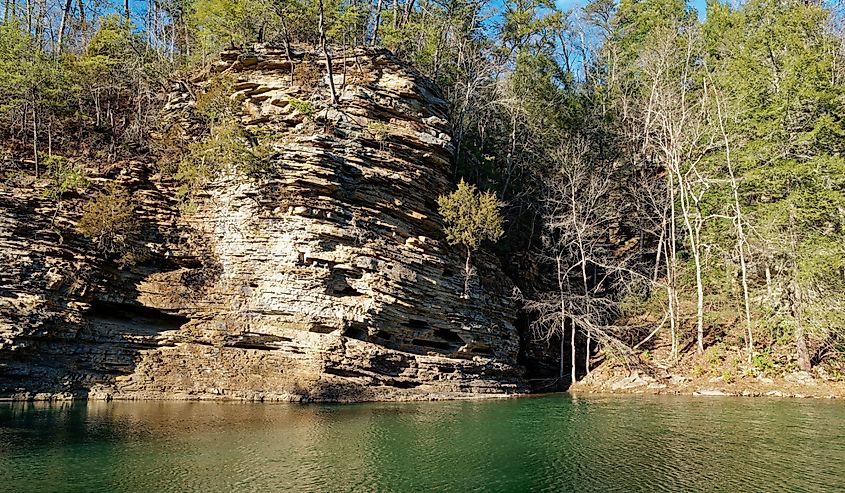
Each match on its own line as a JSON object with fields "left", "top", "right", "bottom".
{"left": 56, "top": 0, "right": 73, "bottom": 54}
{"left": 31, "top": 104, "right": 39, "bottom": 177}
{"left": 664, "top": 243, "right": 678, "bottom": 361}
{"left": 792, "top": 282, "right": 812, "bottom": 372}
{"left": 765, "top": 263, "right": 773, "bottom": 304}
{"left": 559, "top": 334, "right": 564, "bottom": 386}
{"left": 788, "top": 206, "right": 811, "bottom": 372}
{"left": 666, "top": 170, "right": 679, "bottom": 360}
{"left": 673, "top": 161, "right": 705, "bottom": 354}
{"left": 25, "top": 0, "right": 32, "bottom": 34}
{"left": 570, "top": 323, "right": 576, "bottom": 384}
{"left": 318, "top": 0, "right": 339, "bottom": 105}
{"left": 556, "top": 255, "right": 566, "bottom": 385}
{"left": 124, "top": 0, "right": 130, "bottom": 22}
{"left": 371, "top": 0, "right": 383, "bottom": 46}
{"left": 77, "top": 0, "right": 86, "bottom": 34}
{"left": 401, "top": 0, "right": 414, "bottom": 27}
{"left": 585, "top": 336, "right": 590, "bottom": 376}
{"left": 693, "top": 226, "right": 705, "bottom": 354}
{"left": 715, "top": 88, "right": 754, "bottom": 362}
{"left": 463, "top": 246, "right": 472, "bottom": 298}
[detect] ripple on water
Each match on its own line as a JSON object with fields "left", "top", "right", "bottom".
{"left": 1, "top": 396, "right": 844, "bottom": 492}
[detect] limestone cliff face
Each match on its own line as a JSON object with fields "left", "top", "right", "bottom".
{"left": 0, "top": 46, "right": 526, "bottom": 402}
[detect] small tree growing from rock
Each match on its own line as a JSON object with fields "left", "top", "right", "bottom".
{"left": 77, "top": 182, "right": 142, "bottom": 265}
{"left": 437, "top": 179, "right": 504, "bottom": 298}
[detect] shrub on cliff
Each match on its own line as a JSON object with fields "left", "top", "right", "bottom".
{"left": 195, "top": 74, "right": 241, "bottom": 125}
{"left": 437, "top": 179, "right": 504, "bottom": 298}
{"left": 43, "top": 156, "right": 87, "bottom": 201}
{"left": 77, "top": 183, "right": 143, "bottom": 265}
{"left": 174, "top": 75, "right": 276, "bottom": 206}
{"left": 175, "top": 120, "right": 275, "bottom": 202}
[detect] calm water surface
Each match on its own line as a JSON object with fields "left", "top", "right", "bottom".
{"left": 1, "top": 394, "right": 844, "bottom": 492}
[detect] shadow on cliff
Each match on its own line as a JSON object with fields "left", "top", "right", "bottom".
{"left": 0, "top": 166, "right": 200, "bottom": 400}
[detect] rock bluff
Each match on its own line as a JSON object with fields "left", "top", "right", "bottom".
{"left": 0, "top": 46, "right": 526, "bottom": 402}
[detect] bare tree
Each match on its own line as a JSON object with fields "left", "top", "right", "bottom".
{"left": 710, "top": 80, "right": 754, "bottom": 362}
{"left": 526, "top": 140, "right": 638, "bottom": 384}
{"left": 630, "top": 25, "right": 713, "bottom": 355}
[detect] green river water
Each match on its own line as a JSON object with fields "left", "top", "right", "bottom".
{"left": 1, "top": 394, "right": 844, "bottom": 492}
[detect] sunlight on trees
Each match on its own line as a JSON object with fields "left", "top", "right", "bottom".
{"left": 437, "top": 179, "right": 504, "bottom": 299}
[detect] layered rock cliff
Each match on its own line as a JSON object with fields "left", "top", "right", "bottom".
{"left": 0, "top": 46, "right": 526, "bottom": 402}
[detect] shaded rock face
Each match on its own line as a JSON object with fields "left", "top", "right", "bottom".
{"left": 0, "top": 46, "right": 525, "bottom": 402}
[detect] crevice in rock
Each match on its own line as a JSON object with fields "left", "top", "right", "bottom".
{"left": 402, "top": 318, "right": 430, "bottom": 329}
{"left": 373, "top": 330, "right": 392, "bottom": 340}
{"left": 87, "top": 300, "right": 189, "bottom": 332}
{"left": 411, "top": 338, "right": 453, "bottom": 351}
{"left": 224, "top": 333, "right": 293, "bottom": 350}
{"left": 343, "top": 323, "right": 368, "bottom": 340}
{"left": 383, "top": 379, "right": 420, "bottom": 389}
{"left": 309, "top": 324, "right": 337, "bottom": 334}
{"left": 433, "top": 328, "right": 463, "bottom": 343}
{"left": 324, "top": 367, "right": 371, "bottom": 379}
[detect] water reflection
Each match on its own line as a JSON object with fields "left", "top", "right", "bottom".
{"left": 1, "top": 396, "right": 844, "bottom": 492}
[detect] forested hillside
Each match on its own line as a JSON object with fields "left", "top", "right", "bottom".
{"left": 2, "top": 0, "right": 844, "bottom": 386}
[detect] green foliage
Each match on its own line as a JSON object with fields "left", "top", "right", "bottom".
{"left": 187, "top": 0, "right": 368, "bottom": 63}
{"left": 195, "top": 74, "right": 241, "bottom": 124}
{"left": 0, "top": 22, "right": 73, "bottom": 129}
{"left": 77, "top": 183, "right": 142, "bottom": 264}
{"left": 288, "top": 98, "right": 315, "bottom": 116}
{"left": 437, "top": 179, "right": 504, "bottom": 254}
{"left": 42, "top": 156, "right": 87, "bottom": 201}
{"left": 177, "top": 120, "right": 252, "bottom": 198}
{"left": 175, "top": 119, "right": 277, "bottom": 202}
{"left": 367, "top": 121, "right": 389, "bottom": 142}
{"left": 174, "top": 76, "right": 276, "bottom": 201}
{"left": 614, "top": 0, "right": 692, "bottom": 63}
{"left": 190, "top": 0, "right": 261, "bottom": 52}
{"left": 701, "top": 0, "right": 845, "bottom": 353}
{"left": 752, "top": 350, "right": 776, "bottom": 376}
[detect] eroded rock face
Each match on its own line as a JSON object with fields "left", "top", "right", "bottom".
{"left": 0, "top": 46, "right": 525, "bottom": 402}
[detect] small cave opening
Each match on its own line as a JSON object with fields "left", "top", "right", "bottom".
{"left": 402, "top": 318, "right": 430, "bottom": 329}
{"left": 384, "top": 379, "right": 421, "bottom": 389}
{"left": 333, "top": 285, "right": 362, "bottom": 297}
{"left": 328, "top": 271, "right": 362, "bottom": 297}
{"left": 343, "top": 323, "right": 368, "bottom": 340}
{"left": 433, "top": 328, "right": 464, "bottom": 343}
{"left": 373, "top": 330, "right": 393, "bottom": 341}
{"left": 87, "top": 300, "right": 190, "bottom": 334}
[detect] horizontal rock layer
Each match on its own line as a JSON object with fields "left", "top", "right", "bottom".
{"left": 0, "top": 45, "right": 526, "bottom": 402}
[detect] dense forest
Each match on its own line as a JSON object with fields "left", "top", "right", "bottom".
{"left": 1, "top": 0, "right": 844, "bottom": 385}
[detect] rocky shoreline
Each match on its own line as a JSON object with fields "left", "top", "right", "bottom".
{"left": 571, "top": 367, "right": 845, "bottom": 399}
